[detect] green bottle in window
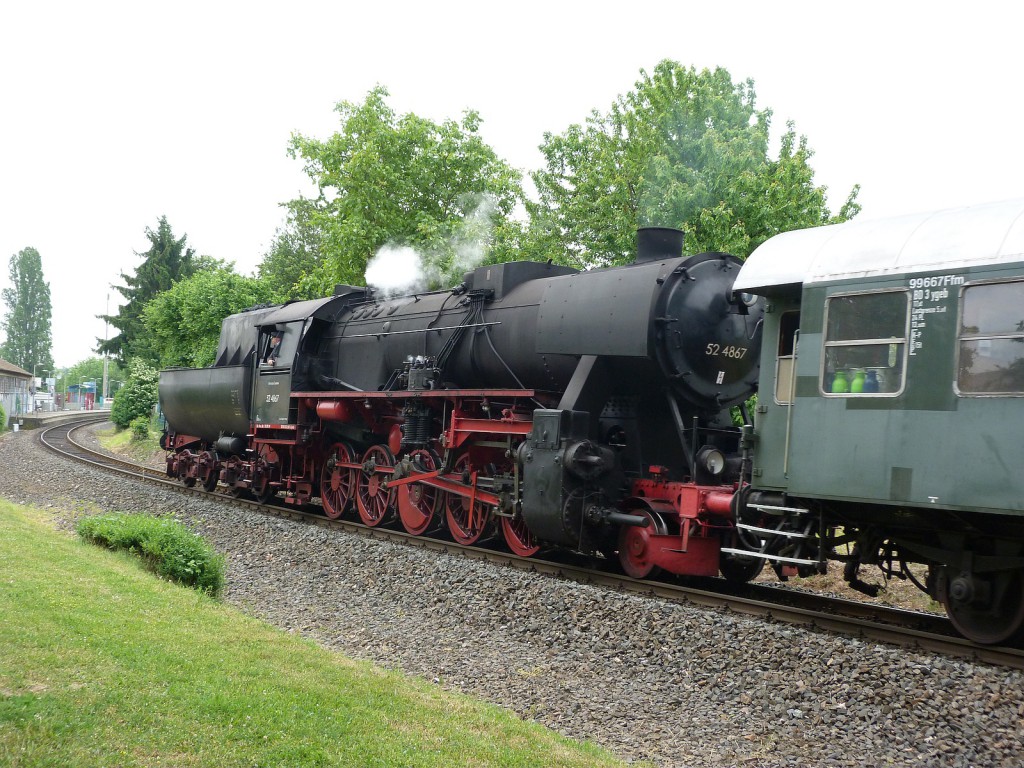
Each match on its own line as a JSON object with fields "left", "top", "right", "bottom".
{"left": 831, "top": 370, "right": 850, "bottom": 393}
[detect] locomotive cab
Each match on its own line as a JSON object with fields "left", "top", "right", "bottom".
{"left": 254, "top": 324, "right": 297, "bottom": 425}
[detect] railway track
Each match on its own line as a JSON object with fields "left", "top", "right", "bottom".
{"left": 41, "top": 416, "right": 1024, "bottom": 670}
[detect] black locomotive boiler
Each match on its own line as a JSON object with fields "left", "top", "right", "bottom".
{"left": 160, "top": 228, "right": 764, "bottom": 576}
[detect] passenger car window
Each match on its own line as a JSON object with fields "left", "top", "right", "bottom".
{"left": 822, "top": 290, "right": 908, "bottom": 396}
{"left": 957, "top": 280, "right": 1024, "bottom": 394}
{"left": 774, "top": 312, "right": 800, "bottom": 405}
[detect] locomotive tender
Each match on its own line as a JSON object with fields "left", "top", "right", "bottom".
{"left": 159, "top": 198, "right": 1024, "bottom": 645}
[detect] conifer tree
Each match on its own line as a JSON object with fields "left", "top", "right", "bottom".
{"left": 98, "top": 216, "right": 196, "bottom": 367}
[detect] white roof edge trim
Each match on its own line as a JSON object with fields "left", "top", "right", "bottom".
{"left": 734, "top": 198, "right": 1024, "bottom": 292}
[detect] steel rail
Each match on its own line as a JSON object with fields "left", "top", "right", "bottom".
{"left": 39, "top": 417, "right": 1024, "bottom": 671}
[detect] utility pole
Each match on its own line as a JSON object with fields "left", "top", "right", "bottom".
{"left": 102, "top": 292, "right": 110, "bottom": 407}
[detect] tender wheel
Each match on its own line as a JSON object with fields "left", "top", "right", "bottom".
{"left": 398, "top": 449, "right": 441, "bottom": 535}
{"left": 254, "top": 472, "right": 276, "bottom": 504}
{"left": 938, "top": 567, "right": 1024, "bottom": 645}
{"left": 501, "top": 511, "right": 540, "bottom": 557}
{"left": 199, "top": 450, "right": 219, "bottom": 492}
{"left": 176, "top": 449, "right": 197, "bottom": 487}
{"left": 356, "top": 444, "right": 396, "bottom": 527}
{"left": 320, "top": 442, "right": 355, "bottom": 520}
{"left": 444, "top": 455, "right": 492, "bottom": 546}
{"left": 618, "top": 508, "right": 668, "bottom": 579}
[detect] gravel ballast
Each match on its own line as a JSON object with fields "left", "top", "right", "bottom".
{"left": 3, "top": 424, "right": 1023, "bottom": 767}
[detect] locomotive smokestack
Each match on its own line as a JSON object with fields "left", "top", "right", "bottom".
{"left": 636, "top": 227, "right": 684, "bottom": 263}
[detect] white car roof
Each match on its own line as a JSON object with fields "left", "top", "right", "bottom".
{"left": 734, "top": 198, "right": 1024, "bottom": 292}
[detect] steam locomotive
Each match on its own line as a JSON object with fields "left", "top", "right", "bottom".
{"left": 160, "top": 199, "right": 1024, "bottom": 645}
{"left": 160, "top": 228, "right": 763, "bottom": 580}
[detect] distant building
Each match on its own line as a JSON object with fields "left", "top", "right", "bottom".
{"left": 0, "top": 358, "right": 31, "bottom": 423}
{"left": 67, "top": 381, "right": 97, "bottom": 410}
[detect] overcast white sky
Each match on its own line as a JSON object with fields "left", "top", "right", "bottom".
{"left": 2, "top": 1, "right": 1022, "bottom": 368}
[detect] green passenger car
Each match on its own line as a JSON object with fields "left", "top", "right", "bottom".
{"left": 733, "top": 198, "right": 1024, "bottom": 645}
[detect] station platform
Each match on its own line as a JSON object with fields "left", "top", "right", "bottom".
{"left": 7, "top": 408, "right": 111, "bottom": 431}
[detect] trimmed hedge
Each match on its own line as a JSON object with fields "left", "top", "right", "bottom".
{"left": 76, "top": 513, "right": 225, "bottom": 596}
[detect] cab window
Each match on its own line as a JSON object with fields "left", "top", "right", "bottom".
{"left": 957, "top": 280, "right": 1024, "bottom": 394}
{"left": 821, "top": 290, "right": 908, "bottom": 396}
{"left": 260, "top": 327, "right": 295, "bottom": 369}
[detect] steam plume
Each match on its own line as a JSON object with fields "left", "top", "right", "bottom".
{"left": 364, "top": 245, "right": 427, "bottom": 296}
{"left": 365, "top": 193, "right": 498, "bottom": 296}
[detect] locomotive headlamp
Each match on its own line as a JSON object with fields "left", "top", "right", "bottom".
{"left": 737, "top": 291, "right": 758, "bottom": 307}
{"left": 697, "top": 446, "right": 726, "bottom": 477}
{"left": 727, "top": 290, "right": 759, "bottom": 314}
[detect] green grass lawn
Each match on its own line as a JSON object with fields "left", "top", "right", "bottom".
{"left": 0, "top": 501, "right": 625, "bottom": 767}
{"left": 96, "top": 422, "right": 161, "bottom": 464}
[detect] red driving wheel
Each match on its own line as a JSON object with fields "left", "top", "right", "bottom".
{"left": 501, "top": 511, "right": 540, "bottom": 557}
{"left": 444, "top": 454, "right": 492, "bottom": 546}
{"left": 398, "top": 449, "right": 442, "bottom": 535}
{"left": 356, "top": 444, "right": 396, "bottom": 527}
{"left": 320, "top": 442, "right": 355, "bottom": 520}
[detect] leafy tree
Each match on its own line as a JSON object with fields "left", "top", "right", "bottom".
{"left": 257, "top": 216, "right": 323, "bottom": 301}
{"left": 286, "top": 86, "right": 524, "bottom": 291}
{"left": 527, "top": 60, "right": 861, "bottom": 266}
{"left": 98, "top": 216, "right": 197, "bottom": 367}
{"left": 110, "top": 358, "right": 159, "bottom": 429}
{"left": 142, "top": 262, "right": 277, "bottom": 368}
{"left": 0, "top": 247, "right": 54, "bottom": 376}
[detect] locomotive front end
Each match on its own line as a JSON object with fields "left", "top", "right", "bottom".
{"left": 534, "top": 228, "right": 763, "bottom": 413}
{"left": 650, "top": 249, "right": 763, "bottom": 412}
{"left": 519, "top": 229, "right": 764, "bottom": 571}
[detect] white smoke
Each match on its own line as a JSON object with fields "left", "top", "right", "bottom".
{"left": 449, "top": 193, "right": 497, "bottom": 275}
{"left": 364, "top": 245, "right": 429, "bottom": 297}
{"left": 364, "top": 193, "right": 499, "bottom": 296}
